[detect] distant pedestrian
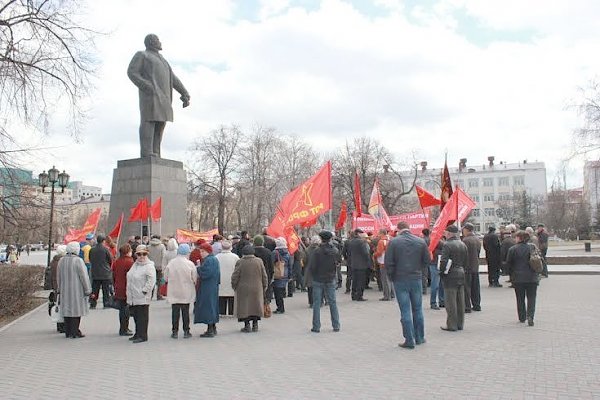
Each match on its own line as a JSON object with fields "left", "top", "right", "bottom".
{"left": 126, "top": 245, "right": 156, "bottom": 343}
{"left": 506, "top": 230, "right": 540, "bottom": 326}
{"left": 309, "top": 231, "right": 341, "bottom": 333}
{"left": 194, "top": 242, "right": 220, "bottom": 338}
{"left": 112, "top": 244, "right": 134, "bottom": 336}
{"left": 462, "top": 223, "right": 482, "bottom": 312}
{"left": 346, "top": 229, "right": 371, "bottom": 301}
{"left": 385, "top": 221, "right": 430, "bottom": 349}
{"left": 164, "top": 244, "right": 197, "bottom": 339}
{"left": 163, "top": 237, "right": 178, "bottom": 267}
{"left": 231, "top": 245, "right": 268, "bottom": 333}
{"left": 57, "top": 242, "right": 92, "bottom": 339}
{"left": 148, "top": 234, "right": 166, "bottom": 300}
{"left": 374, "top": 229, "right": 394, "bottom": 301}
{"left": 271, "top": 237, "right": 292, "bottom": 314}
{"left": 536, "top": 224, "right": 549, "bottom": 277}
{"left": 483, "top": 226, "right": 502, "bottom": 287}
{"left": 439, "top": 225, "right": 467, "bottom": 332}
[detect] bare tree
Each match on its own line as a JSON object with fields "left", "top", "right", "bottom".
{"left": 188, "top": 125, "right": 241, "bottom": 234}
{"left": 570, "top": 80, "right": 600, "bottom": 157}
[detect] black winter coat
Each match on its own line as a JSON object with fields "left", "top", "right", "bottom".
{"left": 506, "top": 242, "right": 539, "bottom": 284}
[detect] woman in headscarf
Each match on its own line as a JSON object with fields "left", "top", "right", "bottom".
{"left": 50, "top": 244, "right": 67, "bottom": 333}
{"left": 126, "top": 244, "right": 156, "bottom": 343}
{"left": 163, "top": 237, "right": 179, "bottom": 266}
{"left": 194, "top": 242, "right": 220, "bottom": 338}
{"left": 164, "top": 243, "right": 197, "bottom": 339}
{"left": 271, "top": 237, "right": 292, "bottom": 314}
{"left": 112, "top": 243, "right": 134, "bottom": 336}
{"left": 231, "top": 245, "right": 268, "bottom": 332}
{"left": 57, "top": 242, "right": 92, "bottom": 339}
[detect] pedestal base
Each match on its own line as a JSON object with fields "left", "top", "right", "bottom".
{"left": 107, "top": 157, "right": 187, "bottom": 241}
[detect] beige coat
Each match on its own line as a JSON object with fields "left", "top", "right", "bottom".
{"left": 231, "top": 255, "right": 268, "bottom": 319}
{"left": 164, "top": 255, "right": 197, "bottom": 304}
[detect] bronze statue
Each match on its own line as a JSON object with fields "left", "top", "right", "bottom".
{"left": 128, "top": 34, "right": 190, "bottom": 158}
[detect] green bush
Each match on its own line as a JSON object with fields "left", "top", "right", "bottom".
{"left": 0, "top": 265, "right": 45, "bottom": 317}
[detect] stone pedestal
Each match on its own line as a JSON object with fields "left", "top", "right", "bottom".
{"left": 107, "top": 157, "right": 187, "bottom": 241}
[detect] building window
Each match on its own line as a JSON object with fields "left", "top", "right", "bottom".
{"left": 513, "top": 176, "right": 525, "bottom": 186}
{"left": 483, "top": 178, "right": 494, "bottom": 187}
{"left": 498, "top": 177, "right": 509, "bottom": 186}
{"left": 498, "top": 193, "right": 511, "bottom": 201}
{"left": 484, "top": 208, "right": 495, "bottom": 216}
{"left": 483, "top": 194, "right": 495, "bottom": 202}
{"left": 473, "top": 223, "right": 481, "bottom": 232}
{"left": 468, "top": 178, "right": 479, "bottom": 188}
{"left": 471, "top": 208, "right": 480, "bottom": 217}
{"left": 469, "top": 194, "right": 479, "bottom": 202}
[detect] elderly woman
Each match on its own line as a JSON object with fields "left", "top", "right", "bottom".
{"left": 126, "top": 244, "right": 156, "bottom": 343}
{"left": 50, "top": 244, "right": 67, "bottom": 333}
{"left": 271, "top": 237, "right": 292, "bottom": 314}
{"left": 57, "top": 242, "right": 92, "bottom": 339}
{"left": 215, "top": 240, "right": 239, "bottom": 316}
{"left": 163, "top": 237, "right": 178, "bottom": 266}
{"left": 194, "top": 242, "right": 220, "bottom": 338}
{"left": 164, "top": 243, "right": 197, "bottom": 339}
{"left": 506, "top": 230, "right": 540, "bottom": 326}
{"left": 112, "top": 243, "right": 134, "bottom": 336}
{"left": 231, "top": 245, "right": 268, "bottom": 333}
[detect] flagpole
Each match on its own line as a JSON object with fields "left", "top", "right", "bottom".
{"left": 159, "top": 218, "right": 162, "bottom": 237}
{"left": 456, "top": 186, "right": 461, "bottom": 231}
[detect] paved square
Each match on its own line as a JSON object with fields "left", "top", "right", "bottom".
{"left": 1, "top": 275, "right": 599, "bottom": 399}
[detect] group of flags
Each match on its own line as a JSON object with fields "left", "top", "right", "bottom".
{"left": 62, "top": 197, "right": 163, "bottom": 244}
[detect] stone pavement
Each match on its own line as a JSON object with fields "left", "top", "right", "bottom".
{"left": 1, "top": 275, "right": 599, "bottom": 400}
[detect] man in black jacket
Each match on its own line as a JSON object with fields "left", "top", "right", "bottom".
{"left": 346, "top": 229, "right": 371, "bottom": 301}
{"left": 483, "top": 226, "right": 502, "bottom": 287}
{"left": 89, "top": 235, "right": 114, "bottom": 309}
{"left": 309, "top": 230, "right": 340, "bottom": 333}
{"left": 439, "top": 225, "right": 467, "bottom": 332}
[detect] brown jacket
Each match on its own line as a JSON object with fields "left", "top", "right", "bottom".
{"left": 462, "top": 233, "right": 481, "bottom": 274}
{"left": 231, "top": 255, "right": 268, "bottom": 319}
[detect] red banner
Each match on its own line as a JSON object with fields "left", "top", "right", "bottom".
{"left": 64, "top": 208, "right": 102, "bottom": 243}
{"left": 128, "top": 198, "right": 149, "bottom": 222}
{"left": 440, "top": 160, "right": 453, "bottom": 210}
{"left": 107, "top": 213, "right": 124, "bottom": 240}
{"left": 352, "top": 211, "right": 429, "bottom": 236}
{"left": 335, "top": 201, "right": 348, "bottom": 231}
{"left": 367, "top": 178, "right": 392, "bottom": 231}
{"left": 176, "top": 228, "right": 219, "bottom": 244}
{"left": 149, "top": 197, "right": 162, "bottom": 221}
{"left": 416, "top": 185, "right": 441, "bottom": 208}
{"left": 428, "top": 187, "right": 476, "bottom": 253}
{"left": 354, "top": 171, "right": 362, "bottom": 217}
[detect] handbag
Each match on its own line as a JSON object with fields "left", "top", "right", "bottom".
{"left": 528, "top": 244, "right": 544, "bottom": 273}
{"left": 50, "top": 294, "right": 64, "bottom": 323}
{"left": 159, "top": 282, "right": 168, "bottom": 297}
{"left": 263, "top": 303, "right": 272, "bottom": 318}
{"left": 273, "top": 251, "right": 285, "bottom": 280}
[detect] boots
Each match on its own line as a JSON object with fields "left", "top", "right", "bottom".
{"left": 252, "top": 320, "right": 258, "bottom": 332}
{"left": 241, "top": 321, "right": 251, "bottom": 333}
{"left": 200, "top": 324, "right": 216, "bottom": 338}
{"left": 183, "top": 330, "right": 192, "bottom": 339}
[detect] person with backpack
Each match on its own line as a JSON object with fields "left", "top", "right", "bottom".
{"left": 505, "top": 230, "right": 540, "bottom": 327}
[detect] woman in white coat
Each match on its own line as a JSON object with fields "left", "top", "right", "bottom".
{"left": 126, "top": 245, "right": 156, "bottom": 343}
{"left": 215, "top": 240, "right": 239, "bottom": 316}
{"left": 163, "top": 243, "right": 197, "bottom": 338}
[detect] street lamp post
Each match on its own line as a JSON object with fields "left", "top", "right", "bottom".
{"left": 39, "top": 166, "right": 70, "bottom": 268}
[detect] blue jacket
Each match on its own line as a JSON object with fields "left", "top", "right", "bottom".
{"left": 194, "top": 254, "right": 220, "bottom": 324}
{"left": 384, "top": 230, "right": 431, "bottom": 281}
{"left": 271, "top": 248, "right": 292, "bottom": 288}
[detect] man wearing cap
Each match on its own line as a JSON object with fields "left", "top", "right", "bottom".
{"left": 385, "top": 221, "right": 431, "bottom": 349}
{"left": 89, "top": 235, "right": 114, "bottom": 309}
{"left": 462, "top": 223, "right": 482, "bottom": 312}
{"left": 483, "top": 226, "right": 502, "bottom": 287}
{"left": 345, "top": 229, "right": 372, "bottom": 301}
{"left": 439, "top": 225, "right": 468, "bottom": 332}
{"left": 309, "top": 230, "right": 341, "bottom": 333}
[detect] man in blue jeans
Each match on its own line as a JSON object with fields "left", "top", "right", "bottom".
{"left": 385, "top": 221, "right": 431, "bottom": 349}
{"left": 429, "top": 238, "right": 445, "bottom": 309}
{"left": 310, "top": 230, "right": 341, "bottom": 333}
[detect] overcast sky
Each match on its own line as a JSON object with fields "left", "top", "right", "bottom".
{"left": 13, "top": 0, "right": 600, "bottom": 192}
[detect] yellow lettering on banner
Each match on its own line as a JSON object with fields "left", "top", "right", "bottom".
{"left": 309, "top": 203, "right": 324, "bottom": 215}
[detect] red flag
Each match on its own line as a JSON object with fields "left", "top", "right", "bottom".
{"left": 149, "top": 197, "right": 162, "bottom": 221}
{"left": 267, "top": 161, "right": 332, "bottom": 253}
{"left": 440, "top": 159, "right": 453, "bottom": 210}
{"left": 354, "top": 171, "right": 362, "bottom": 217}
{"left": 367, "top": 178, "right": 392, "bottom": 230}
{"left": 300, "top": 217, "right": 318, "bottom": 229}
{"left": 335, "top": 201, "right": 348, "bottom": 230}
{"left": 428, "top": 187, "right": 476, "bottom": 253}
{"left": 416, "top": 185, "right": 441, "bottom": 208}
{"left": 128, "top": 198, "right": 149, "bottom": 222}
{"left": 108, "top": 213, "right": 124, "bottom": 240}
{"left": 63, "top": 208, "right": 102, "bottom": 243}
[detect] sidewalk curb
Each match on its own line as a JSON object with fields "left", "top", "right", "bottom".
{"left": 0, "top": 302, "right": 46, "bottom": 334}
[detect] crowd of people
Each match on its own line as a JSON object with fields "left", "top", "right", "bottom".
{"left": 49, "top": 222, "right": 548, "bottom": 346}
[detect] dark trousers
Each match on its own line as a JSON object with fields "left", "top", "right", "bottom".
{"left": 463, "top": 273, "right": 472, "bottom": 311}
{"left": 130, "top": 304, "right": 149, "bottom": 340}
{"left": 513, "top": 283, "right": 537, "bottom": 321}
{"left": 116, "top": 299, "right": 130, "bottom": 333}
{"left": 287, "top": 279, "right": 295, "bottom": 296}
{"left": 172, "top": 303, "right": 190, "bottom": 332}
{"left": 487, "top": 259, "right": 501, "bottom": 284}
{"left": 307, "top": 286, "right": 313, "bottom": 306}
{"left": 154, "top": 269, "right": 164, "bottom": 300}
{"left": 63, "top": 316, "right": 81, "bottom": 338}
{"left": 351, "top": 269, "right": 367, "bottom": 300}
{"left": 345, "top": 266, "right": 352, "bottom": 292}
{"left": 219, "top": 297, "right": 234, "bottom": 315}
{"left": 469, "top": 272, "right": 481, "bottom": 308}
{"left": 90, "top": 279, "right": 111, "bottom": 307}
{"left": 540, "top": 248, "right": 548, "bottom": 277}
{"left": 274, "top": 286, "right": 286, "bottom": 312}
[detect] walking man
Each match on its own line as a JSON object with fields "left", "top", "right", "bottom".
{"left": 310, "top": 231, "right": 341, "bottom": 333}
{"left": 385, "top": 221, "right": 431, "bottom": 349}
{"left": 439, "top": 225, "right": 467, "bottom": 332}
